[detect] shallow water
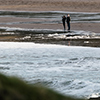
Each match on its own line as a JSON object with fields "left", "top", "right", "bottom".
{"left": 0, "top": 11, "right": 100, "bottom": 25}
{"left": 0, "top": 42, "right": 100, "bottom": 98}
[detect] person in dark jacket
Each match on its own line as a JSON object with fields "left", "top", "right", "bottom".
{"left": 62, "top": 15, "right": 66, "bottom": 32}
{"left": 66, "top": 14, "right": 71, "bottom": 31}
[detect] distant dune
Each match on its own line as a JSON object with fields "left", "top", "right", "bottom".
{"left": 0, "top": 0, "right": 99, "bottom": 12}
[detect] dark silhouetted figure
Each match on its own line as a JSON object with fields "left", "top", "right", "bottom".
{"left": 66, "top": 14, "right": 71, "bottom": 32}
{"left": 62, "top": 15, "right": 66, "bottom": 32}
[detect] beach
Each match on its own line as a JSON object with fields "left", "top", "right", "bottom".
{"left": 0, "top": 0, "right": 99, "bottom": 48}
{"left": 0, "top": 0, "right": 99, "bottom": 33}
{"left": 0, "top": 1, "right": 100, "bottom": 100}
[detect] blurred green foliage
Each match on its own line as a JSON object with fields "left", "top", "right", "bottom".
{"left": 0, "top": 73, "right": 84, "bottom": 100}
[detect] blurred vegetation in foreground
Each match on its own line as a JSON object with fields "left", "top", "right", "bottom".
{"left": 0, "top": 73, "right": 85, "bottom": 100}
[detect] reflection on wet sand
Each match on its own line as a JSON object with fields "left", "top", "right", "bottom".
{"left": 0, "top": 27, "right": 100, "bottom": 47}
{"left": 0, "top": 11, "right": 100, "bottom": 47}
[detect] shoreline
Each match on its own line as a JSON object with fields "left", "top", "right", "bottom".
{"left": 0, "top": 10, "right": 99, "bottom": 33}
{"left": 0, "top": 0, "right": 99, "bottom": 47}
{"left": 0, "top": 22, "right": 100, "bottom": 34}
{"left": 0, "top": 27, "right": 100, "bottom": 47}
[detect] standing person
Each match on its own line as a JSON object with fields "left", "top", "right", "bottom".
{"left": 62, "top": 15, "right": 66, "bottom": 32}
{"left": 66, "top": 14, "right": 71, "bottom": 32}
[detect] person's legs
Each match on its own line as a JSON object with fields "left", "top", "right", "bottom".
{"left": 67, "top": 22, "right": 70, "bottom": 31}
{"left": 63, "top": 22, "right": 66, "bottom": 31}
{"left": 68, "top": 22, "right": 70, "bottom": 30}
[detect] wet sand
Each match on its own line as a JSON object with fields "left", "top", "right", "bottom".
{"left": 0, "top": 14, "right": 99, "bottom": 33}
{"left": 0, "top": 0, "right": 99, "bottom": 33}
{"left": 0, "top": 0, "right": 99, "bottom": 48}
{"left": 0, "top": 23, "right": 99, "bottom": 33}
{"left": 0, "top": 0, "right": 100, "bottom": 12}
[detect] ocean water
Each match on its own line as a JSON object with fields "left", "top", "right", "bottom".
{"left": 0, "top": 42, "right": 100, "bottom": 98}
